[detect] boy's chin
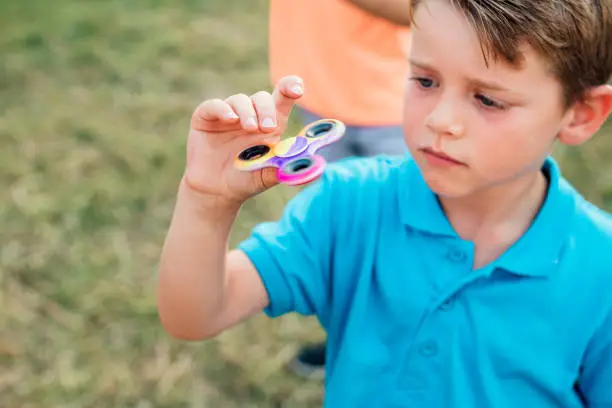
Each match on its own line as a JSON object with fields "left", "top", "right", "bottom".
{"left": 421, "top": 174, "right": 473, "bottom": 199}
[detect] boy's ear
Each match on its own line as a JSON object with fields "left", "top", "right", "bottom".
{"left": 558, "top": 84, "right": 612, "bottom": 146}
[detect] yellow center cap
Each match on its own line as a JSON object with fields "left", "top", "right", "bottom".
{"left": 273, "top": 137, "right": 298, "bottom": 157}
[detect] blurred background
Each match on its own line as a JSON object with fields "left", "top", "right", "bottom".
{"left": 1, "top": 1, "right": 611, "bottom": 407}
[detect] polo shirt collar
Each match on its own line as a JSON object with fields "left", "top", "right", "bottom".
{"left": 398, "top": 155, "right": 576, "bottom": 278}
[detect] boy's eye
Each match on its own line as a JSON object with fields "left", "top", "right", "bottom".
{"left": 475, "top": 94, "right": 506, "bottom": 110}
{"left": 418, "top": 78, "right": 434, "bottom": 88}
{"left": 411, "top": 77, "right": 436, "bottom": 89}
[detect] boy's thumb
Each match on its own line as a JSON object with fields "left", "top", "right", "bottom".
{"left": 256, "top": 167, "right": 279, "bottom": 192}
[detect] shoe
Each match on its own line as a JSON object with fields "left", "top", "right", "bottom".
{"left": 287, "top": 342, "right": 326, "bottom": 380}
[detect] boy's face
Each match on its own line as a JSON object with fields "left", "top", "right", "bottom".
{"left": 403, "top": 0, "right": 571, "bottom": 197}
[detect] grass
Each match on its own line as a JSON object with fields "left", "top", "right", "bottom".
{"left": 1, "top": 1, "right": 610, "bottom": 407}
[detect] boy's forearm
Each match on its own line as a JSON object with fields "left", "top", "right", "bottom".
{"left": 345, "top": 0, "right": 412, "bottom": 26}
{"left": 157, "top": 180, "right": 241, "bottom": 340}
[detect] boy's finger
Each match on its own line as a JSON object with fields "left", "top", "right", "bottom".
{"left": 272, "top": 75, "right": 304, "bottom": 119}
{"left": 251, "top": 91, "right": 278, "bottom": 133}
{"left": 225, "top": 93, "right": 259, "bottom": 131}
{"left": 191, "top": 98, "right": 239, "bottom": 129}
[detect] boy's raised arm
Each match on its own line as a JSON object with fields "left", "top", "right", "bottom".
{"left": 157, "top": 182, "right": 269, "bottom": 341}
{"left": 156, "top": 76, "right": 305, "bottom": 341}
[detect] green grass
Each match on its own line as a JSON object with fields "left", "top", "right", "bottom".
{"left": 1, "top": 1, "right": 610, "bottom": 407}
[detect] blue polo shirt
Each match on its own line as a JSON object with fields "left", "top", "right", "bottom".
{"left": 237, "top": 155, "right": 612, "bottom": 408}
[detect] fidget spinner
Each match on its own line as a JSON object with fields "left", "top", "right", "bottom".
{"left": 233, "top": 119, "right": 346, "bottom": 186}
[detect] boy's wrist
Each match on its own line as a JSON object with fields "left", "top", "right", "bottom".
{"left": 177, "top": 177, "right": 242, "bottom": 221}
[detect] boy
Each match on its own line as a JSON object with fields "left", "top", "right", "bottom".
{"left": 157, "top": 0, "right": 612, "bottom": 406}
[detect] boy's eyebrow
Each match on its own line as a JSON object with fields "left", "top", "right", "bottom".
{"left": 409, "top": 58, "right": 439, "bottom": 74}
{"left": 469, "top": 78, "right": 512, "bottom": 93}
{"left": 409, "top": 58, "right": 513, "bottom": 93}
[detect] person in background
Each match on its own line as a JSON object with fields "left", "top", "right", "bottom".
{"left": 268, "top": 0, "right": 413, "bottom": 379}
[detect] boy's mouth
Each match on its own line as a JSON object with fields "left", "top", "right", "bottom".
{"left": 419, "top": 147, "right": 466, "bottom": 167}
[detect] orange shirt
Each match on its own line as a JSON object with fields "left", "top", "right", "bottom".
{"left": 268, "top": 0, "right": 411, "bottom": 126}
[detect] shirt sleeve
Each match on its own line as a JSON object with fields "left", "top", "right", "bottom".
{"left": 578, "top": 306, "right": 612, "bottom": 408}
{"left": 236, "top": 171, "right": 336, "bottom": 322}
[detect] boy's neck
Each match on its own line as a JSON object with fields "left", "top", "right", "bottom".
{"left": 438, "top": 169, "right": 549, "bottom": 249}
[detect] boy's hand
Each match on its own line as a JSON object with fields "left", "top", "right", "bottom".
{"left": 183, "top": 75, "right": 305, "bottom": 206}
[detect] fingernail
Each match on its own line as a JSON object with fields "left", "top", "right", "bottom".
{"left": 245, "top": 117, "right": 257, "bottom": 128}
{"left": 291, "top": 85, "right": 303, "bottom": 96}
{"left": 261, "top": 117, "right": 276, "bottom": 128}
{"left": 225, "top": 111, "right": 238, "bottom": 119}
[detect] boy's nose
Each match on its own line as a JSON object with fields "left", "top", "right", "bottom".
{"left": 424, "top": 97, "right": 465, "bottom": 138}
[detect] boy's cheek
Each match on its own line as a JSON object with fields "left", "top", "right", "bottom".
{"left": 402, "top": 108, "right": 430, "bottom": 146}
{"left": 400, "top": 124, "right": 419, "bottom": 149}
{"left": 402, "top": 104, "right": 425, "bottom": 131}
